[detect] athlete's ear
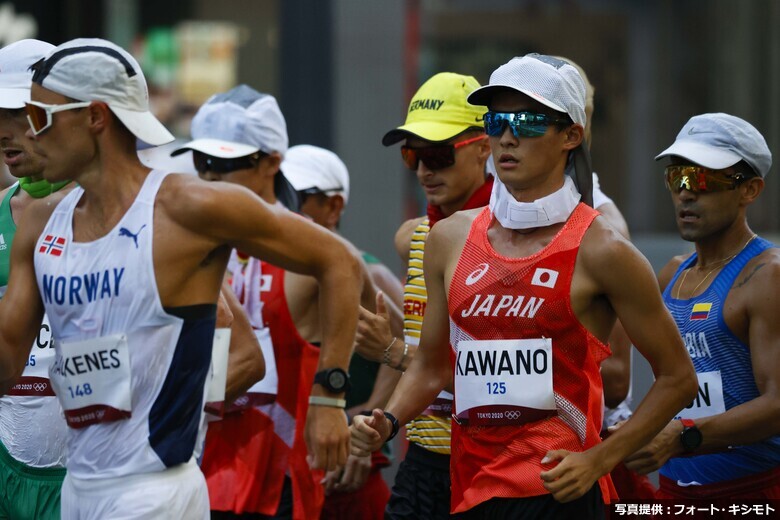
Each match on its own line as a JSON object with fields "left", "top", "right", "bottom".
{"left": 326, "top": 195, "right": 345, "bottom": 228}
{"left": 86, "top": 101, "right": 112, "bottom": 134}
{"left": 476, "top": 134, "right": 492, "bottom": 163}
{"left": 561, "top": 124, "right": 584, "bottom": 152}
{"left": 738, "top": 176, "right": 764, "bottom": 206}
{"left": 259, "top": 152, "right": 282, "bottom": 176}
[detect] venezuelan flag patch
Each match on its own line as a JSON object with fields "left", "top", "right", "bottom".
{"left": 690, "top": 303, "right": 712, "bottom": 321}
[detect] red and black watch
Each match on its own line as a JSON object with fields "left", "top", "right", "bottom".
{"left": 679, "top": 418, "right": 703, "bottom": 452}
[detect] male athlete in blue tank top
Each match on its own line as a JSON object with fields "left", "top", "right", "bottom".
{"left": 625, "top": 113, "right": 780, "bottom": 500}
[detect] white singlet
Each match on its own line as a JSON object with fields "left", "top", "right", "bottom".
{"left": 33, "top": 170, "right": 214, "bottom": 481}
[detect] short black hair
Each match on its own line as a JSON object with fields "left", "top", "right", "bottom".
{"left": 732, "top": 160, "right": 759, "bottom": 180}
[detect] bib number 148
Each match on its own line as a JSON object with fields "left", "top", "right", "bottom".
{"left": 486, "top": 382, "right": 506, "bottom": 395}
{"left": 68, "top": 384, "right": 93, "bottom": 398}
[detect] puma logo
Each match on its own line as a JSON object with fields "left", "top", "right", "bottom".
{"left": 119, "top": 224, "right": 146, "bottom": 249}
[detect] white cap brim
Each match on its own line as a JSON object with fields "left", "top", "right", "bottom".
{"left": 0, "top": 88, "right": 29, "bottom": 109}
{"left": 170, "top": 138, "right": 259, "bottom": 158}
{"left": 655, "top": 140, "right": 742, "bottom": 169}
{"left": 468, "top": 84, "right": 568, "bottom": 115}
{"left": 111, "top": 106, "right": 175, "bottom": 146}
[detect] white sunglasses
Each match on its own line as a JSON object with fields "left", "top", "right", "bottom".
{"left": 25, "top": 100, "right": 92, "bottom": 136}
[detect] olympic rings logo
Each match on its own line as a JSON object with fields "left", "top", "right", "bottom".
{"left": 33, "top": 383, "right": 47, "bottom": 393}
{"left": 505, "top": 410, "right": 521, "bottom": 421}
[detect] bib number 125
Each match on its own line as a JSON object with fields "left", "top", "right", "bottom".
{"left": 486, "top": 382, "right": 506, "bottom": 395}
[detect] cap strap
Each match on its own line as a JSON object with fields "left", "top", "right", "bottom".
{"left": 30, "top": 46, "right": 137, "bottom": 85}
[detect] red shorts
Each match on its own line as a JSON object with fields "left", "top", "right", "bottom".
{"left": 610, "top": 462, "right": 657, "bottom": 501}
{"left": 320, "top": 469, "right": 390, "bottom": 520}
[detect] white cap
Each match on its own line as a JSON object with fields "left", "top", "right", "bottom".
{"left": 31, "top": 38, "right": 174, "bottom": 146}
{"left": 0, "top": 39, "right": 55, "bottom": 109}
{"left": 655, "top": 113, "right": 772, "bottom": 178}
{"left": 281, "top": 145, "right": 349, "bottom": 204}
{"left": 468, "top": 53, "right": 587, "bottom": 127}
{"left": 172, "top": 85, "right": 288, "bottom": 159}
{"left": 137, "top": 141, "right": 197, "bottom": 175}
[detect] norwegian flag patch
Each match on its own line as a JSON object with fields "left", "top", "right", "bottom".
{"left": 38, "top": 235, "right": 66, "bottom": 257}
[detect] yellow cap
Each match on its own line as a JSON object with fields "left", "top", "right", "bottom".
{"left": 382, "top": 72, "right": 487, "bottom": 146}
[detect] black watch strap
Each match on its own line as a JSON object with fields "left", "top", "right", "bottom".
{"left": 384, "top": 411, "right": 400, "bottom": 442}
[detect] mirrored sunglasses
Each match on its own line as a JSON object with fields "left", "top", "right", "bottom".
{"left": 25, "top": 100, "right": 92, "bottom": 136}
{"left": 664, "top": 165, "right": 745, "bottom": 193}
{"left": 483, "top": 111, "right": 571, "bottom": 138}
{"left": 400, "top": 134, "right": 486, "bottom": 171}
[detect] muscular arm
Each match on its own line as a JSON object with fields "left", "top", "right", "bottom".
{"left": 583, "top": 230, "right": 696, "bottom": 462}
{"left": 694, "top": 256, "right": 780, "bottom": 448}
{"left": 221, "top": 280, "right": 265, "bottom": 402}
{"left": 579, "top": 226, "right": 697, "bottom": 471}
{"left": 170, "top": 177, "right": 362, "bottom": 470}
{"left": 595, "top": 201, "right": 632, "bottom": 408}
{"left": 541, "top": 226, "right": 697, "bottom": 501}
{"left": 0, "top": 200, "right": 53, "bottom": 393}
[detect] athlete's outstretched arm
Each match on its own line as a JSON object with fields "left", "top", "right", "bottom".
{"left": 541, "top": 226, "right": 697, "bottom": 502}
{"left": 0, "top": 200, "right": 51, "bottom": 394}
{"left": 351, "top": 222, "right": 453, "bottom": 454}
{"left": 626, "top": 250, "right": 780, "bottom": 473}
{"left": 182, "top": 179, "right": 362, "bottom": 472}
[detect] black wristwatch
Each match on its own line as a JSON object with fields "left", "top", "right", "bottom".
{"left": 313, "top": 368, "right": 351, "bottom": 393}
{"left": 384, "top": 411, "right": 400, "bottom": 441}
{"left": 679, "top": 418, "right": 703, "bottom": 452}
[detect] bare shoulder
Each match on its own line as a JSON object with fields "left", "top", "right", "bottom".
{"left": 579, "top": 216, "right": 652, "bottom": 284}
{"left": 156, "top": 173, "right": 272, "bottom": 231}
{"left": 734, "top": 246, "right": 780, "bottom": 294}
{"left": 426, "top": 208, "right": 480, "bottom": 254}
{"left": 580, "top": 216, "right": 636, "bottom": 263}
{"left": 596, "top": 201, "right": 630, "bottom": 240}
{"left": 18, "top": 190, "right": 69, "bottom": 233}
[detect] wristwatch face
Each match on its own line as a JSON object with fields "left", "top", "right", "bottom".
{"left": 328, "top": 370, "right": 347, "bottom": 391}
{"left": 681, "top": 427, "right": 703, "bottom": 450}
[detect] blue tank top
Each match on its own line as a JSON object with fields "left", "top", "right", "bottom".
{"left": 661, "top": 237, "right": 780, "bottom": 485}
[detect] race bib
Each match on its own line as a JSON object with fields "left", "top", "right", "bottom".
{"left": 676, "top": 371, "right": 726, "bottom": 420}
{"left": 247, "top": 327, "right": 277, "bottom": 397}
{"left": 49, "top": 334, "right": 132, "bottom": 428}
{"left": 454, "top": 338, "right": 556, "bottom": 426}
{"left": 8, "top": 315, "right": 57, "bottom": 396}
{"left": 204, "top": 328, "right": 232, "bottom": 414}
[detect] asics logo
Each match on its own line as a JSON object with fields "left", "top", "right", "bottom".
{"left": 119, "top": 224, "right": 146, "bottom": 249}
{"left": 465, "top": 263, "right": 490, "bottom": 286}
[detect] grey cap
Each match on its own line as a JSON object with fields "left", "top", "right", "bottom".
{"left": 467, "top": 53, "right": 586, "bottom": 127}
{"left": 172, "top": 84, "right": 288, "bottom": 159}
{"left": 656, "top": 113, "right": 771, "bottom": 178}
